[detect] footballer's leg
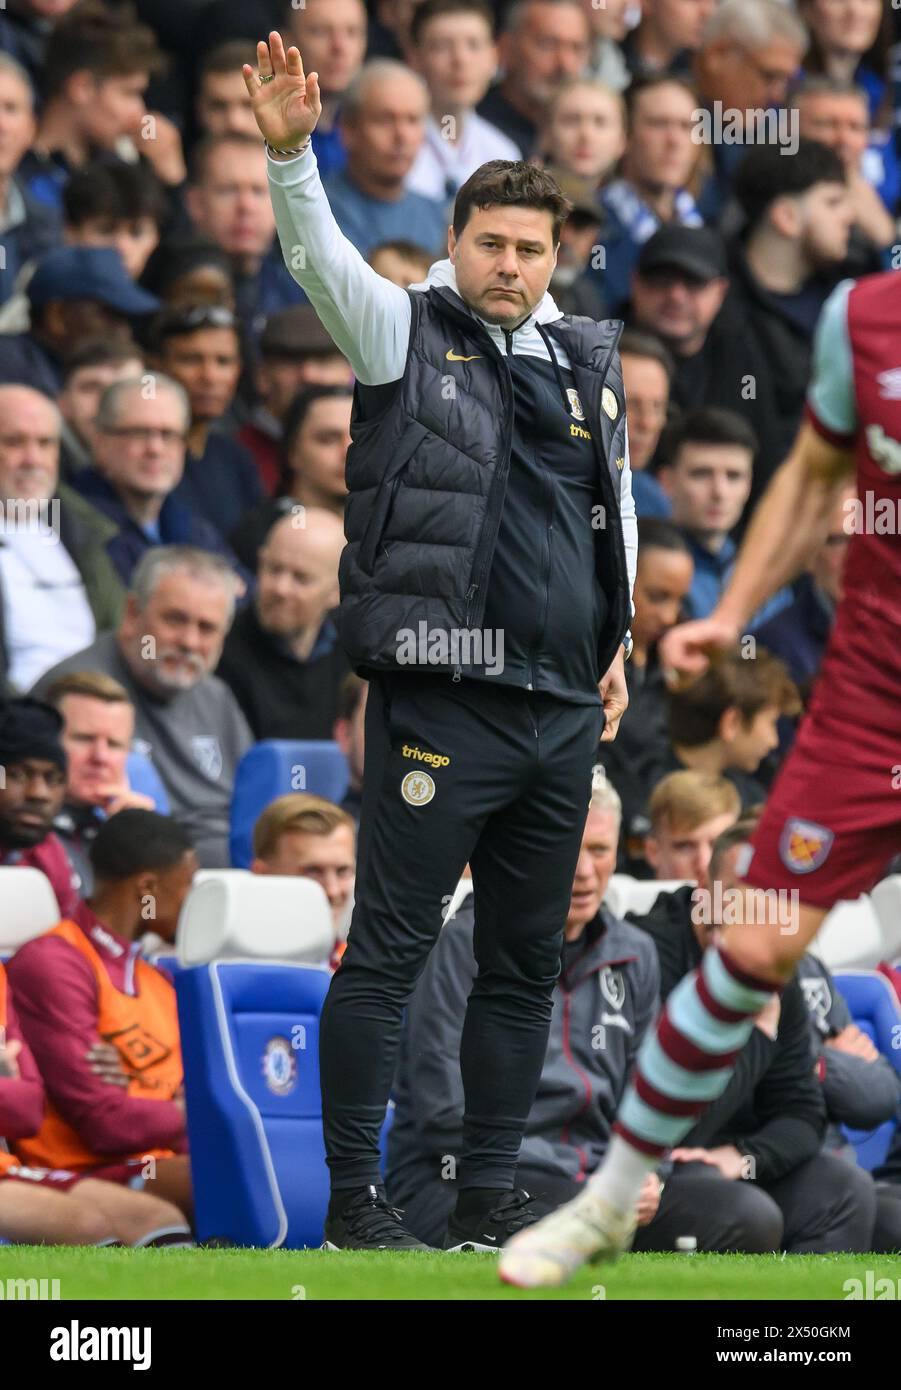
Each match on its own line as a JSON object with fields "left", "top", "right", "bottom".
{"left": 499, "top": 894, "right": 828, "bottom": 1288}
{"left": 0, "top": 1180, "right": 114, "bottom": 1246}
{"left": 72, "top": 1178, "right": 193, "bottom": 1247}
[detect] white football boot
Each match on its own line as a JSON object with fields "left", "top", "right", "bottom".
{"left": 498, "top": 1186, "right": 635, "bottom": 1289}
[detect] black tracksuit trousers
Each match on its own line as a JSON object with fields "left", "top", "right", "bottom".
{"left": 319, "top": 669, "right": 604, "bottom": 1192}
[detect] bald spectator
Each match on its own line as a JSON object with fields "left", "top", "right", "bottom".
{"left": 0, "top": 696, "right": 80, "bottom": 917}
{"left": 58, "top": 339, "right": 145, "bottom": 475}
{"left": 236, "top": 306, "right": 352, "bottom": 497}
{"left": 0, "top": 55, "right": 60, "bottom": 307}
{"left": 251, "top": 793, "right": 356, "bottom": 945}
{"left": 324, "top": 61, "right": 448, "bottom": 259}
{"left": 288, "top": 0, "right": 369, "bottom": 180}
{"left": 217, "top": 510, "right": 349, "bottom": 740}
{"left": 68, "top": 374, "right": 246, "bottom": 586}
{"left": 477, "top": 0, "right": 591, "bottom": 158}
{"left": 0, "top": 385, "right": 123, "bottom": 694}
{"left": 333, "top": 672, "right": 367, "bottom": 826}
{"left": 196, "top": 41, "right": 261, "bottom": 141}
{"left": 185, "top": 132, "right": 301, "bottom": 328}
{"left": 34, "top": 546, "right": 252, "bottom": 868}
{"left": 149, "top": 306, "right": 265, "bottom": 542}
{"left": 592, "top": 76, "right": 705, "bottom": 313}
{"left": 405, "top": 0, "right": 522, "bottom": 205}
{"left": 231, "top": 383, "right": 353, "bottom": 571}
{"left": 0, "top": 245, "right": 159, "bottom": 398}
{"left": 693, "top": 0, "right": 809, "bottom": 220}
{"left": 45, "top": 670, "right": 157, "bottom": 899}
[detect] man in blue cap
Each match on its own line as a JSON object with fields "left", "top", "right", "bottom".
{"left": 0, "top": 246, "right": 159, "bottom": 397}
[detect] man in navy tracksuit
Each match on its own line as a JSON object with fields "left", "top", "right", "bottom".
{"left": 249, "top": 32, "right": 637, "bottom": 1250}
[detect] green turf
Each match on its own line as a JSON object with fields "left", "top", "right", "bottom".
{"left": 1, "top": 1247, "right": 899, "bottom": 1300}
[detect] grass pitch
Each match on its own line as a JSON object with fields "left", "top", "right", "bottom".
{"left": 1, "top": 1246, "right": 898, "bottom": 1300}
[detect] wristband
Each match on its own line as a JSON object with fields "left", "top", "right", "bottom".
{"left": 265, "top": 138, "right": 311, "bottom": 159}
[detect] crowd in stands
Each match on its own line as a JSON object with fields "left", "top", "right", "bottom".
{"left": 1, "top": 0, "right": 901, "bottom": 1251}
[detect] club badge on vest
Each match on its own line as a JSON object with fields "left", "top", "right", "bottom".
{"left": 191, "top": 735, "right": 223, "bottom": 780}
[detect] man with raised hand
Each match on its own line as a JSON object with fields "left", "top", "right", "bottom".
{"left": 245, "top": 31, "right": 635, "bottom": 1252}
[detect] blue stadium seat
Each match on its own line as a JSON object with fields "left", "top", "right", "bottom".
{"left": 230, "top": 741, "right": 350, "bottom": 868}
{"left": 126, "top": 750, "right": 170, "bottom": 814}
{"left": 174, "top": 872, "right": 335, "bottom": 1248}
{"left": 833, "top": 971, "right": 901, "bottom": 1170}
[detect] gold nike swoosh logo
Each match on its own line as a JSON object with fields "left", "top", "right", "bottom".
{"left": 446, "top": 349, "right": 481, "bottom": 362}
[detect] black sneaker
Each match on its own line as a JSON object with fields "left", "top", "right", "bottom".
{"left": 322, "top": 1185, "right": 431, "bottom": 1250}
{"left": 444, "top": 1188, "right": 541, "bottom": 1252}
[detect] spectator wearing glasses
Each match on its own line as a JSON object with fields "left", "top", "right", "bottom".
{"left": 0, "top": 385, "right": 124, "bottom": 696}
{"left": 68, "top": 373, "right": 247, "bottom": 586}
{"left": 149, "top": 306, "right": 264, "bottom": 543}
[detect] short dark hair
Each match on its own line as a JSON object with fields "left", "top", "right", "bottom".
{"left": 43, "top": 0, "right": 165, "bottom": 103}
{"left": 669, "top": 650, "right": 800, "bottom": 746}
{"left": 336, "top": 672, "right": 366, "bottom": 723}
{"left": 190, "top": 131, "right": 263, "bottom": 185}
{"left": 453, "top": 160, "right": 571, "bottom": 245}
{"left": 636, "top": 517, "right": 691, "bottom": 559}
{"left": 148, "top": 304, "right": 240, "bottom": 355}
{"left": 280, "top": 383, "right": 354, "bottom": 491}
{"left": 62, "top": 337, "right": 144, "bottom": 382}
{"left": 89, "top": 809, "right": 193, "bottom": 882}
{"left": 662, "top": 407, "right": 758, "bottom": 468}
{"left": 709, "top": 812, "right": 761, "bottom": 881}
{"left": 733, "top": 137, "right": 847, "bottom": 234}
{"left": 199, "top": 40, "right": 259, "bottom": 81}
{"left": 619, "top": 327, "right": 675, "bottom": 381}
{"left": 624, "top": 72, "right": 698, "bottom": 124}
{"left": 410, "top": 0, "right": 495, "bottom": 46}
{"left": 64, "top": 159, "right": 169, "bottom": 232}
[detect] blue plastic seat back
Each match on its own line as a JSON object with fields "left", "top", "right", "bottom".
{"left": 176, "top": 961, "right": 331, "bottom": 1248}
{"left": 126, "top": 750, "right": 171, "bottom": 814}
{"left": 230, "top": 741, "right": 350, "bottom": 868}
{"left": 833, "top": 971, "right": 901, "bottom": 1170}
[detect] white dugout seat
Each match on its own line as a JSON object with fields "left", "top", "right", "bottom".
{"left": 0, "top": 866, "right": 61, "bottom": 959}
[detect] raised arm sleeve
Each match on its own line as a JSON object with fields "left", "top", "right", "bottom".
{"left": 267, "top": 147, "right": 412, "bottom": 387}
{"left": 619, "top": 420, "right": 637, "bottom": 610}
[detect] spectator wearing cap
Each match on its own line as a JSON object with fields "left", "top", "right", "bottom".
{"left": 0, "top": 246, "right": 159, "bottom": 398}
{"left": 622, "top": 0, "right": 716, "bottom": 82}
{"left": 477, "top": 0, "right": 591, "bottom": 158}
{"left": 404, "top": 0, "right": 522, "bottom": 206}
{"left": 627, "top": 226, "right": 784, "bottom": 486}
{"left": 185, "top": 132, "right": 304, "bottom": 330}
{"left": 67, "top": 374, "right": 250, "bottom": 588}
{"left": 148, "top": 306, "right": 264, "bottom": 543}
{"left": 0, "top": 384, "right": 123, "bottom": 696}
{"left": 217, "top": 509, "right": 348, "bottom": 741}
{"left": 44, "top": 670, "right": 157, "bottom": 899}
{"left": 17, "top": 1, "right": 172, "bottom": 213}
{"left": 287, "top": 0, "right": 369, "bottom": 181}
{"left": 724, "top": 139, "right": 854, "bottom": 499}
{"left": 235, "top": 306, "right": 352, "bottom": 496}
{"left": 140, "top": 234, "right": 236, "bottom": 314}
{"left": 619, "top": 328, "right": 674, "bottom": 519}
{"left": 230, "top": 384, "right": 353, "bottom": 572}
{"left": 0, "top": 696, "right": 80, "bottom": 917}
{"left": 0, "top": 55, "right": 61, "bottom": 308}
{"left": 588, "top": 75, "right": 704, "bottom": 315}
{"left": 58, "top": 339, "right": 146, "bottom": 477}
{"left": 595, "top": 519, "right": 693, "bottom": 875}
{"left": 333, "top": 672, "right": 367, "bottom": 826}
{"left": 33, "top": 546, "right": 252, "bottom": 869}
{"left": 323, "top": 61, "right": 448, "bottom": 261}
{"left": 693, "top": 0, "right": 809, "bottom": 222}
{"left": 367, "top": 240, "right": 432, "bottom": 289}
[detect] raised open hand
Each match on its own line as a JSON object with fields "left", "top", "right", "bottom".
{"left": 242, "top": 30, "right": 322, "bottom": 150}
